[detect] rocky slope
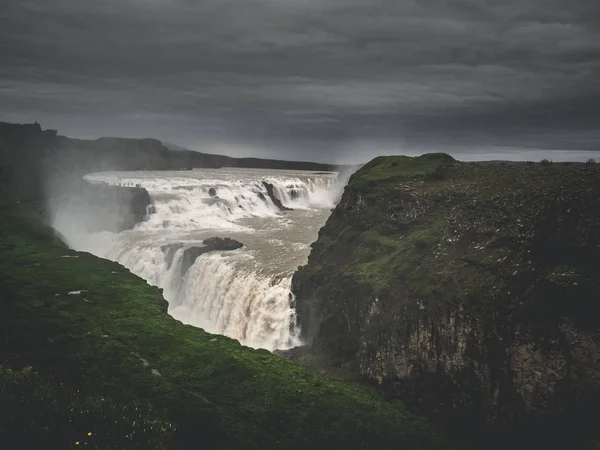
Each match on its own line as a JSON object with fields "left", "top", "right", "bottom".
{"left": 291, "top": 154, "right": 600, "bottom": 448}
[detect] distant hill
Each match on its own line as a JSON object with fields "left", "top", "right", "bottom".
{"left": 162, "top": 141, "right": 191, "bottom": 152}
{"left": 161, "top": 140, "right": 349, "bottom": 172}
{"left": 0, "top": 121, "right": 342, "bottom": 202}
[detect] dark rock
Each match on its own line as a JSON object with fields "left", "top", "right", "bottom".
{"left": 180, "top": 237, "right": 243, "bottom": 276}
{"left": 262, "top": 181, "right": 292, "bottom": 211}
{"left": 208, "top": 187, "right": 217, "bottom": 197}
{"left": 48, "top": 181, "right": 152, "bottom": 234}
{"left": 202, "top": 237, "right": 244, "bottom": 251}
{"left": 291, "top": 154, "right": 600, "bottom": 447}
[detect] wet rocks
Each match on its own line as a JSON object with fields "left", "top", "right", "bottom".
{"left": 262, "top": 181, "right": 292, "bottom": 211}
{"left": 202, "top": 237, "right": 244, "bottom": 251}
{"left": 179, "top": 237, "right": 243, "bottom": 277}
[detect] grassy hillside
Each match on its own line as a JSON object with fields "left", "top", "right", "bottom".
{"left": 0, "top": 209, "right": 445, "bottom": 450}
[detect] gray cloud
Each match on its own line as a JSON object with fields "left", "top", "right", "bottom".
{"left": 1, "top": 0, "right": 600, "bottom": 163}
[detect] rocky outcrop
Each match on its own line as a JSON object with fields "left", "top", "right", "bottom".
{"left": 51, "top": 181, "right": 152, "bottom": 233}
{"left": 291, "top": 154, "right": 600, "bottom": 447}
{"left": 179, "top": 238, "right": 243, "bottom": 276}
{"left": 262, "top": 181, "right": 292, "bottom": 211}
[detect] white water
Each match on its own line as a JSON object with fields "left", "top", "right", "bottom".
{"left": 52, "top": 168, "right": 341, "bottom": 350}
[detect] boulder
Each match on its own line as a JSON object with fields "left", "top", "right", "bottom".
{"left": 179, "top": 238, "right": 243, "bottom": 276}
{"left": 202, "top": 237, "right": 243, "bottom": 251}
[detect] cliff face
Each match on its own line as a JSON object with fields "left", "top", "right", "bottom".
{"left": 50, "top": 181, "right": 152, "bottom": 233}
{"left": 291, "top": 154, "right": 600, "bottom": 443}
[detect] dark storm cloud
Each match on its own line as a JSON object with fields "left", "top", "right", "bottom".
{"left": 1, "top": 0, "right": 600, "bottom": 162}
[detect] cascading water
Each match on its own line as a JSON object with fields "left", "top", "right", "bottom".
{"left": 52, "top": 167, "right": 341, "bottom": 350}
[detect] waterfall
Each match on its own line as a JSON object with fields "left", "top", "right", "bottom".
{"left": 52, "top": 168, "right": 340, "bottom": 350}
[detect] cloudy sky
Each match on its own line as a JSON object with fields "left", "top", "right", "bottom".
{"left": 1, "top": 0, "right": 600, "bottom": 163}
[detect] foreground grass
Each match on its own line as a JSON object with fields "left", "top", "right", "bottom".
{"left": 0, "top": 210, "right": 444, "bottom": 449}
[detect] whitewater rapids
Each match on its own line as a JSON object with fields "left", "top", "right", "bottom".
{"left": 52, "top": 168, "right": 341, "bottom": 350}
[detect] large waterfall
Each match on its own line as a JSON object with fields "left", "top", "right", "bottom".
{"left": 51, "top": 167, "right": 341, "bottom": 350}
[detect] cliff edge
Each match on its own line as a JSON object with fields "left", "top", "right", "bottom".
{"left": 291, "top": 154, "right": 600, "bottom": 448}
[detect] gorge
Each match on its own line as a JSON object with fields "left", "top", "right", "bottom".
{"left": 3, "top": 122, "right": 600, "bottom": 449}
{"left": 51, "top": 167, "right": 343, "bottom": 350}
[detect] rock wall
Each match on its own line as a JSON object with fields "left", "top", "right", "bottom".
{"left": 291, "top": 154, "right": 600, "bottom": 445}
{"left": 65, "top": 181, "right": 152, "bottom": 233}
{"left": 43, "top": 178, "right": 152, "bottom": 234}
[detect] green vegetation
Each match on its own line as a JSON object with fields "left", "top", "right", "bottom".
{"left": 306, "top": 154, "right": 600, "bottom": 297}
{"left": 586, "top": 158, "right": 596, "bottom": 165}
{"left": 0, "top": 366, "right": 173, "bottom": 449}
{"left": 0, "top": 209, "right": 444, "bottom": 449}
{"left": 307, "top": 154, "right": 455, "bottom": 293}
{"left": 293, "top": 154, "right": 600, "bottom": 447}
{"left": 347, "top": 153, "right": 455, "bottom": 192}
{"left": 349, "top": 227, "right": 441, "bottom": 293}
{"left": 539, "top": 158, "right": 553, "bottom": 165}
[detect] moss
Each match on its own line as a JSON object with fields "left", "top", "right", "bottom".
{"left": 348, "top": 153, "right": 456, "bottom": 192}
{"left": 292, "top": 155, "right": 600, "bottom": 447}
{"left": 0, "top": 209, "right": 445, "bottom": 450}
{"left": 348, "top": 227, "right": 442, "bottom": 294}
{"left": 302, "top": 159, "right": 600, "bottom": 304}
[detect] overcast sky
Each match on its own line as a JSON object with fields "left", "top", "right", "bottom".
{"left": 2, "top": 0, "right": 600, "bottom": 163}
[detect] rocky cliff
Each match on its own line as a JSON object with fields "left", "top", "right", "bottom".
{"left": 49, "top": 180, "right": 152, "bottom": 233}
{"left": 291, "top": 154, "right": 600, "bottom": 447}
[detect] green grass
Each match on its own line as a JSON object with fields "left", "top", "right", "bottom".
{"left": 305, "top": 154, "right": 455, "bottom": 294}
{"left": 348, "top": 153, "right": 456, "bottom": 192}
{"left": 349, "top": 227, "right": 442, "bottom": 293}
{"left": 292, "top": 155, "right": 600, "bottom": 447}
{"left": 0, "top": 365, "right": 174, "bottom": 449}
{"left": 0, "top": 209, "right": 445, "bottom": 450}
